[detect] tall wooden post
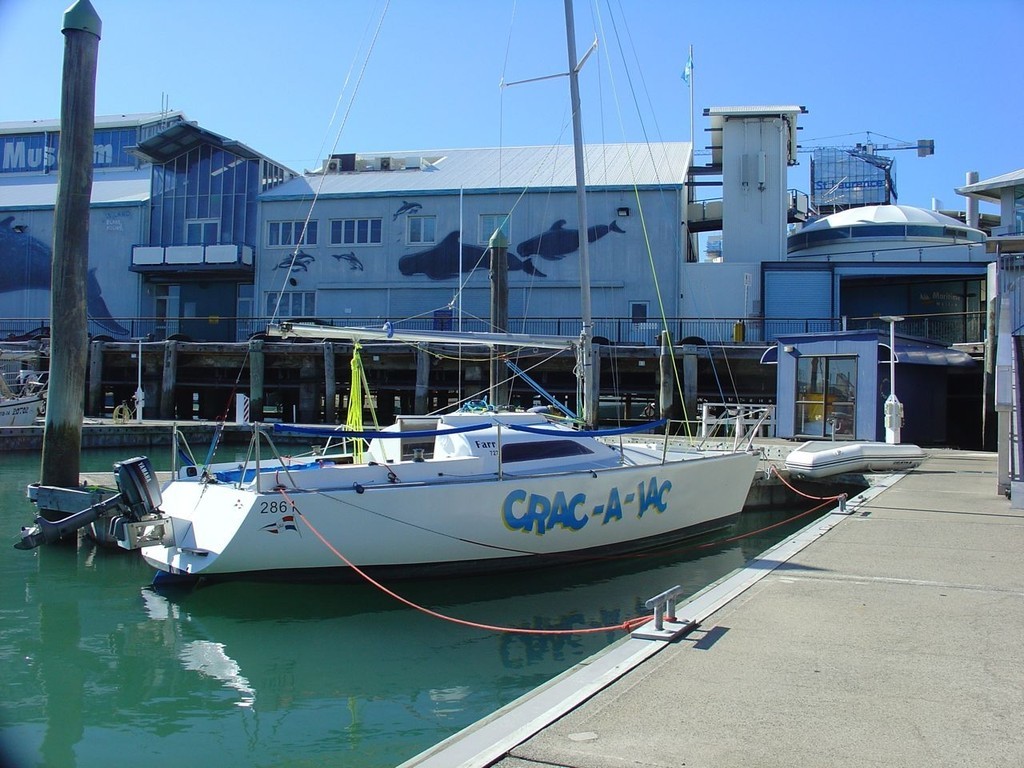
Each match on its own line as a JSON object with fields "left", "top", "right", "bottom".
{"left": 40, "top": 1, "right": 101, "bottom": 489}
{"left": 658, "top": 332, "right": 674, "bottom": 421}
{"left": 160, "top": 340, "right": 178, "bottom": 419}
{"left": 414, "top": 348, "right": 431, "bottom": 415}
{"left": 488, "top": 229, "right": 509, "bottom": 408}
{"left": 324, "top": 342, "right": 337, "bottom": 424}
{"left": 86, "top": 339, "right": 103, "bottom": 415}
{"left": 248, "top": 338, "right": 265, "bottom": 422}
{"left": 299, "top": 355, "right": 317, "bottom": 423}
{"left": 681, "top": 344, "right": 698, "bottom": 429}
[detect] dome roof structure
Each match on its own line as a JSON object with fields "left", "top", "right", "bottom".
{"left": 801, "top": 204, "right": 969, "bottom": 231}
{"left": 787, "top": 204, "right": 985, "bottom": 258}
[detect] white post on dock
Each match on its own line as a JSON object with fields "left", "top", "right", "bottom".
{"left": 881, "top": 315, "right": 904, "bottom": 444}
{"left": 235, "top": 394, "right": 250, "bottom": 424}
{"left": 134, "top": 337, "right": 145, "bottom": 422}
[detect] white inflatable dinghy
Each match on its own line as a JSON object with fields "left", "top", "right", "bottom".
{"left": 785, "top": 441, "right": 925, "bottom": 479}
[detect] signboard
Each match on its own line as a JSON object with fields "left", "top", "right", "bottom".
{"left": 1, "top": 127, "right": 140, "bottom": 173}
{"left": 811, "top": 147, "right": 892, "bottom": 210}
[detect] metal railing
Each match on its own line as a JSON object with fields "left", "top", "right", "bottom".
{"left": 0, "top": 311, "right": 987, "bottom": 347}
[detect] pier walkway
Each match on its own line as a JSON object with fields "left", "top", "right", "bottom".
{"left": 404, "top": 448, "right": 1024, "bottom": 767}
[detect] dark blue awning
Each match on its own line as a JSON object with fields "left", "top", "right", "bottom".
{"left": 760, "top": 340, "right": 975, "bottom": 367}
{"left": 880, "top": 342, "right": 976, "bottom": 367}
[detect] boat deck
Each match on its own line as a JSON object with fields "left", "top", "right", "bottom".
{"left": 402, "top": 447, "right": 1024, "bottom": 767}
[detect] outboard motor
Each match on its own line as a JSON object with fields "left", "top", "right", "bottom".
{"left": 15, "top": 456, "right": 171, "bottom": 551}
{"left": 107, "top": 457, "right": 171, "bottom": 550}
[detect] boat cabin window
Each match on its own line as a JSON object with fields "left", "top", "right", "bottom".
{"left": 400, "top": 439, "right": 433, "bottom": 461}
{"left": 501, "top": 440, "right": 593, "bottom": 463}
{"left": 394, "top": 416, "right": 440, "bottom": 461}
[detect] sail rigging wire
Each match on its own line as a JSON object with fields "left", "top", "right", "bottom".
{"left": 594, "top": 0, "right": 753, "bottom": 438}
{"left": 271, "top": 0, "right": 392, "bottom": 321}
{"left": 193, "top": 1, "right": 391, "bottom": 465}
{"left": 582, "top": 1, "right": 697, "bottom": 435}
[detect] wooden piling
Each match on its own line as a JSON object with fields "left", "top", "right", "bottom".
{"left": 40, "top": 1, "right": 101, "bottom": 489}
{"left": 488, "top": 229, "right": 509, "bottom": 408}
{"left": 248, "top": 338, "right": 265, "bottom": 421}
{"left": 324, "top": 343, "right": 336, "bottom": 424}
{"left": 160, "top": 340, "right": 178, "bottom": 419}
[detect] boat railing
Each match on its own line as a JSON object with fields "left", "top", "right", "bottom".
{"left": 699, "top": 403, "right": 776, "bottom": 441}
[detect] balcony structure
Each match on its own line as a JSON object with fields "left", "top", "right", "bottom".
{"left": 131, "top": 243, "right": 254, "bottom": 279}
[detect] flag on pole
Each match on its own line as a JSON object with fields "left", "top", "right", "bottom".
{"left": 681, "top": 52, "right": 693, "bottom": 86}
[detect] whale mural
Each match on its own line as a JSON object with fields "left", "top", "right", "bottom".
{"left": 0, "top": 216, "right": 129, "bottom": 336}
{"left": 515, "top": 219, "right": 625, "bottom": 262}
{"left": 399, "top": 231, "right": 545, "bottom": 281}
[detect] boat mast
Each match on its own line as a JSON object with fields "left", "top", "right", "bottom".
{"left": 563, "top": 0, "right": 597, "bottom": 428}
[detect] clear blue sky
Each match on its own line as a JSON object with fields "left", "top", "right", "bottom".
{"left": 1, "top": 0, "right": 1021, "bottom": 214}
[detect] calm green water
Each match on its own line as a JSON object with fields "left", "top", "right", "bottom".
{"left": 0, "top": 448, "right": 823, "bottom": 768}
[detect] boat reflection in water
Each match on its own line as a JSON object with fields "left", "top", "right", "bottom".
{"left": 135, "top": 541, "right": 748, "bottom": 724}
{"left": 3, "top": 446, "right": 817, "bottom": 768}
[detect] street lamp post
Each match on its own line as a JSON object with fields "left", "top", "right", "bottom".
{"left": 880, "top": 315, "right": 904, "bottom": 444}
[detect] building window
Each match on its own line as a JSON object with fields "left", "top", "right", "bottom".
{"left": 1015, "top": 186, "right": 1024, "bottom": 236}
{"left": 330, "top": 218, "right": 382, "bottom": 245}
{"left": 186, "top": 219, "right": 219, "bottom": 246}
{"left": 795, "top": 355, "right": 857, "bottom": 439}
{"left": 479, "top": 213, "right": 510, "bottom": 245}
{"left": 265, "top": 290, "right": 316, "bottom": 318}
{"left": 630, "top": 302, "right": 649, "bottom": 323}
{"left": 407, "top": 215, "right": 436, "bottom": 244}
{"left": 268, "top": 220, "right": 318, "bottom": 247}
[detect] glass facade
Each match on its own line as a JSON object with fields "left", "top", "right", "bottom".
{"left": 1015, "top": 186, "right": 1024, "bottom": 235}
{"left": 811, "top": 147, "right": 891, "bottom": 212}
{"left": 149, "top": 145, "right": 261, "bottom": 247}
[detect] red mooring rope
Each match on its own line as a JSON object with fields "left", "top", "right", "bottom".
{"left": 276, "top": 469, "right": 846, "bottom": 636}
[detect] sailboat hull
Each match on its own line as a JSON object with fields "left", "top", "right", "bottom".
{"left": 142, "top": 448, "right": 758, "bottom": 583}
{"left": 0, "top": 393, "right": 45, "bottom": 426}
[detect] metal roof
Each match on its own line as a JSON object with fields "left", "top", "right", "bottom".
{"left": 0, "top": 111, "right": 187, "bottom": 135}
{"left": 262, "top": 142, "right": 691, "bottom": 200}
{"left": 763, "top": 331, "right": 976, "bottom": 367}
{"left": 0, "top": 170, "right": 150, "bottom": 209}
{"left": 132, "top": 121, "right": 267, "bottom": 165}
{"left": 955, "top": 168, "right": 1024, "bottom": 202}
{"left": 705, "top": 105, "right": 807, "bottom": 117}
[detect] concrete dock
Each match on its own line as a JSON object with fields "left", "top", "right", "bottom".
{"left": 404, "top": 449, "right": 1024, "bottom": 767}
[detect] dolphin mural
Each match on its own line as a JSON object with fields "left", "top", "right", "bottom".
{"left": 331, "top": 251, "right": 364, "bottom": 271}
{"left": 399, "top": 231, "right": 546, "bottom": 281}
{"left": 392, "top": 201, "right": 422, "bottom": 221}
{"left": 515, "top": 219, "right": 625, "bottom": 261}
{"left": 0, "top": 216, "right": 129, "bottom": 336}
{"left": 273, "top": 250, "right": 316, "bottom": 271}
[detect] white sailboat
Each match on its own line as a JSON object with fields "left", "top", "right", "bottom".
{"left": 0, "top": 368, "right": 46, "bottom": 427}
{"left": 16, "top": 1, "right": 762, "bottom": 583}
